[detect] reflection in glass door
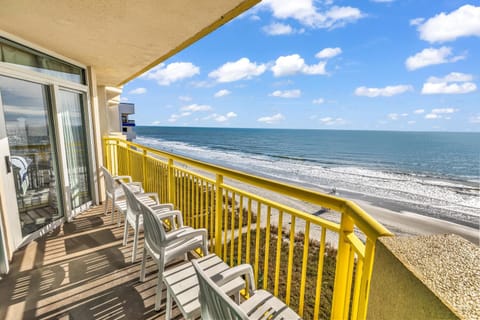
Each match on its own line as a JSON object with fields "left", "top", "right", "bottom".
{"left": 0, "top": 75, "right": 62, "bottom": 236}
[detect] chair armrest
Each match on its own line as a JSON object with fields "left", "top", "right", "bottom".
{"left": 150, "top": 203, "right": 174, "bottom": 211}
{"left": 165, "top": 227, "right": 208, "bottom": 248}
{"left": 155, "top": 210, "right": 184, "bottom": 229}
{"left": 139, "top": 192, "right": 159, "bottom": 203}
{"left": 126, "top": 181, "right": 143, "bottom": 192}
{"left": 215, "top": 264, "right": 256, "bottom": 294}
{"left": 114, "top": 175, "right": 133, "bottom": 183}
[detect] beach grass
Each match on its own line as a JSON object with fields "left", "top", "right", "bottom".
{"left": 226, "top": 227, "right": 337, "bottom": 320}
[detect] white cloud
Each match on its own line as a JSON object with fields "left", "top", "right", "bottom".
{"left": 431, "top": 108, "right": 458, "bottom": 114}
{"left": 371, "top": 0, "right": 395, "bottom": 3}
{"left": 152, "top": 120, "right": 161, "bottom": 125}
{"left": 180, "top": 104, "right": 212, "bottom": 112}
{"left": 416, "top": 5, "right": 480, "bottom": 43}
{"left": 408, "top": 120, "right": 416, "bottom": 125}
{"left": 422, "top": 72, "right": 477, "bottom": 94}
{"left": 214, "top": 89, "right": 231, "bottom": 98}
{"left": 262, "top": 23, "right": 297, "bottom": 35}
{"left": 190, "top": 80, "right": 215, "bottom": 88}
{"left": 414, "top": 109, "right": 425, "bottom": 114}
{"left": 425, "top": 113, "right": 439, "bottom": 120}
{"left": 319, "top": 117, "right": 345, "bottom": 125}
{"left": 168, "top": 111, "right": 192, "bottom": 123}
{"left": 427, "top": 72, "right": 473, "bottom": 83}
{"left": 312, "top": 98, "right": 325, "bottom": 104}
{"left": 257, "top": 113, "right": 285, "bottom": 124}
{"left": 261, "top": 0, "right": 363, "bottom": 29}
{"left": 271, "top": 54, "right": 327, "bottom": 77}
{"left": 405, "top": 47, "right": 464, "bottom": 70}
{"left": 209, "top": 58, "right": 266, "bottom": 83}
{"left": 410, "top": 18, "right": 425, "bottom": 26}
{"left": 315, "top": 47, "right": 342, "bottom": 59}
{"left": 128, "top": 87, "right": 146, "bottom": 94}
{"left": 203, "top": 112, "right": 238, "bottom": 123}
{"left": 270, "top": 89, "right": 301, "bottom": 98}
{"left": 179, "top": 96, "right": 192, "bottom": 101}
{"left": 355, "top": 85, "right": 413, "bottom": 97}
{"left": 120, "top": 97, "right": 129, "bottom": 102}
{"left": 388, "top": 113, "right": 408, "bottom": 120}
{"left": 424, "top": 108, "right": 459, "bottom": 120}
{"left": 143, "top": 62, "right": 200, "bottom": 85}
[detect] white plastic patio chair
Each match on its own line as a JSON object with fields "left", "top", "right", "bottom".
{"left": 101, "top": 166, "right": 142, "bottom": 225}
{"left": 138, "top": 199, "right": 209, "bottom": 311}
{"left": 120, "top": 181, "right": 174, "bottom": 263}
{"left": 192, "top": 259, "right": 302, "bottom": 320}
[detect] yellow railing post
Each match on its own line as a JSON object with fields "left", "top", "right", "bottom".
{"left": 114, "top": 139, "right": 119, "bottom": 175}
{"left": 142, "top": 149, "right": 147, "bottom": 190}
{"left": 167, "top": 159, "right": 175, "bottom": 205}
{"left": 126, "top": 143, "right": 130, "bottom": 176}
{"left": 356, "top": 238, "right": 376, "bottom": 319}
{"left": 214, "top": 174, "right": 224, "bottom": 256}
{"left": 331, "top": 211, "right": 355, "bottom": 319}
{"left": 104, "top": 138, "right": 110, "bottom": 171}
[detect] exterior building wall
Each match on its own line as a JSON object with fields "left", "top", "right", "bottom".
{"left": 368, "top": 237, "right": 460, "bottom": 319}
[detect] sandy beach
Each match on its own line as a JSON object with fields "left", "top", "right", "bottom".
{"left": 222, "top": 175, "right": 480, "bottom": 247}
{"left": 354, "top": 199, "right": 479, "bottom": 245}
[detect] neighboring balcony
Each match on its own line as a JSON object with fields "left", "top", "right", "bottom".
{"left": 122, "top": 120, "right": 136, "bottom": 127}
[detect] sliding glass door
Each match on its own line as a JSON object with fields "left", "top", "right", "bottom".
{"left": 0, "top": 75, "right": 62, "bottom": 236}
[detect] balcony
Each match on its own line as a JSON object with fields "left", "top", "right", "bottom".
{"left": 122, "top": 120, "right": 136, "bottom": 127}
{"left": 102, "top": 136, "right": 393, "bottom": 319}
{"left": 2, "top": 137, "right": 474, "bottom": 319}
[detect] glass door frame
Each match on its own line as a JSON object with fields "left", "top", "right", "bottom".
{"left": 0, "top": 58, "right": 97, "bottom": 249}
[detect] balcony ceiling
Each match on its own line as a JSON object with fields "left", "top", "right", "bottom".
{"left": 0, "top": 0, "right": 260, "bottom": 86}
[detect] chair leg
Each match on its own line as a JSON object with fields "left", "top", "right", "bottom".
{"left": 165, "top": 289, "right": 172, "bottom": 319}
{"left": 132, "top": 224, "right": 139, "bottom": 263}
{"left": 155, "top": 266, "right": 165, "bottom": 311}
{"left": 123, "top": 219, "right": 129, "bottom": 246}
{"left": 111, "top": 196, "right": 116, "bottom": 224}
{"left": 104, "top": 196, "right": 108, "bottom": 215}
{"left": 140, "top": 248, "right": 147, "bottom": 282}
{"left": 117, "top": 210, "right": 122, "bottom": 227}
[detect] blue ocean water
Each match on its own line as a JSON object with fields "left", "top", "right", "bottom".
{"left": 135, "top": 127, "right": 480, "bottom": 226}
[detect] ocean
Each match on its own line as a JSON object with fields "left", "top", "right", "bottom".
{"left": 135, "top": 127, "right": 480, "bottom": 228}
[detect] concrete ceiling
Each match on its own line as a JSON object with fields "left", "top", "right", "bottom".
{"left": 0, "top": 0, "right": 260, "bottom": 86}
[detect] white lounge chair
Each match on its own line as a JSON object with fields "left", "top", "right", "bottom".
{"left": 192, "top": 259, "right": 302, "bottom": 320}
{"left": 120, "top": 181, "right": 174, "bottom": 263}
{"left": 138, "top": 198, "right": 209, "bottom": 311}
{"left": 101, "top": 166, "right": 142, "bottom": 225}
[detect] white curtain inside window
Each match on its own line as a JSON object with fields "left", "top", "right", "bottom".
{"left": 58, "top": 90, "right": 91, "bottom": 210}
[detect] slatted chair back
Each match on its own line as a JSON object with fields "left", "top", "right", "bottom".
{"left": 101, "top": 166, "right": 116, "bottom": 197}
{"left": 192, "top": 259, "right": 249, "bottom": 320}
{"left": 120, "top": 181, "right": 142, "bottom": 221}
{"left": 138, "top": 200, "right": 169, "bottom": 253}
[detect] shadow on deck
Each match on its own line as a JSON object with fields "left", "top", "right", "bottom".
{"left": 0, "top": 206, "right": 184, "bottom": 320}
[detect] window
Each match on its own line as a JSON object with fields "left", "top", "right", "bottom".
{"left": 0, "top": 37, "right": 85, "bottom": 84}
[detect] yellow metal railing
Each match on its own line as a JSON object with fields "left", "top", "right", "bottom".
{"left": 103, "top": 136, "right": 393, "bottom": 319}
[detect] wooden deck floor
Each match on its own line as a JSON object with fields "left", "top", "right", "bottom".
{"left": 0, "top": 205, "right": 185, "bottom": 320}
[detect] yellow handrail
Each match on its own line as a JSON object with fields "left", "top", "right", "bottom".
{"left": 103, "top": 136, "right": 393, "bottom": 319}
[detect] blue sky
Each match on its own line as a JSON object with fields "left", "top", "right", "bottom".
{"left": 122, "top": 0, "right": 480, "bottom": 131}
